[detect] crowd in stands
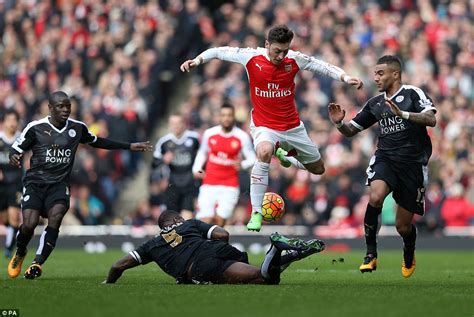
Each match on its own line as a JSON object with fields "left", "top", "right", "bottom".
{"left": 1, "top": 0, "right": 472, "bottom": 232}
{"left": 0, "top": 0, "right": 205, "bottom": 224}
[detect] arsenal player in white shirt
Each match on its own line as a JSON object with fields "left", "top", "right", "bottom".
{"left": 192, "top": 103, "right": 256, "bottom": 227}
{"left": 181, "top": 25, "right": 363, "bottom": 231}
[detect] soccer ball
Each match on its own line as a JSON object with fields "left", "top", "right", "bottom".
{"left": 261, "top": 192, "right": 285, "bottom": 222}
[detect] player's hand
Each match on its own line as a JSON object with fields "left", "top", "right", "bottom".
{"left": 163, "top": 151, "right": 174, "bottom": 165}
{"left": 9, "top": 153, "right": 23, "bottom": 168}
{"left": 385, "top": 98, "right": 402, "bottom": 117}
{"left": 193, "top": 171, "right": 205, "bottom": 179}
{"left": 233, "top": 160, "right": 242, "bottom": 171}
{"left": 180, "top": 59, "right": 199, "bottom": 72}
{"left": 328, "top": 102, "right": 346, "bottom": 124}
{"left": 130, "top": 141, "right": 153, "bottom": 152}
{"left": 347, "top": 77, "right": 363, "bottom": 90}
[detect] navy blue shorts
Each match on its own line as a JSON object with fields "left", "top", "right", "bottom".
{"left": 0, "top": 182, "right": 22, "bottom": 210}
{"left": 187, "top": 240, "right": 249, "bottom": 284}
{"left": 366, "top": 156, "right": 428, "bottom": 215}
{"left": 21, "top": 182, "right": 70, "bottom": 217}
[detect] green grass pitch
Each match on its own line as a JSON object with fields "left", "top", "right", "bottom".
{"left": 2, "top": 249, "right": 473, "bottom": 317}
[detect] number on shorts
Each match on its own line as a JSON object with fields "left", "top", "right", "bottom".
{"left": 416, "top": 187, "right": 425, "bottom": 205}
{"left": 161, "top": 230, "right": 183, "bottom": 248}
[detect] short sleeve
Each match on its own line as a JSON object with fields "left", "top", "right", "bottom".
{"left": 192, "top": 219, "right": 216, "bottom": 239}
{"left": 129, "top": 242, "right": 153, "bottom": 265}
{"left": 410, "top": 87, "right": 436, "bottom": 114}
{"left": 350, "top": 102, "right": 378, "bottom": 131}
{"left": 79, "top": 123, "right": 97, "bottom": 144}
{"left": 12, "top": 124, "right": 36, "bottom": 153}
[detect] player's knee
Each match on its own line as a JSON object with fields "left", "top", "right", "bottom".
{"left": 395, "top": 222, "right": 411, "bottom": 237}
{"left": 256, "top": 143, "right": 273, "bottom": 162}
{"left": 368, "top": 193, "right": 385, "bottom": 207}
{"left": 48, "top": 213, "right": 65, "bottom": 228}
{"left": 21, "top": 222, "right": 36, "bottom": 235}
{"left": 22, "top": 217, "right": 39, "bottom": 232}
{"left": 308, "top": 163, "right": 325, "bottom": 175}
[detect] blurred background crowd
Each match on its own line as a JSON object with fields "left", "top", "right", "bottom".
{"left": 0, "top": 0, "right": 472, "bottom": 234}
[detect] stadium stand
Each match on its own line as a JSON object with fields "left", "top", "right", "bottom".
{"left": 0, "top": 0, "right": 472, "bottom": 236}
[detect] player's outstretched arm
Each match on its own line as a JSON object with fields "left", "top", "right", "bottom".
{"left": 130, "top": 141, "right": 153, "bottom": 152}
{"left": 89, "top": 137, "right": 153, "bottom": 152}
{"left": 341, "top": 74, "right": 364, "bottom": 90}
{"left": 180, "top": 47, "right": 253, "bottom": 73}
{"left": 104, "top": 254, "right": 140, "bottom": 284}
{"left": 328, "top": 103, "right": 360, "bottom": 137}
{"left": 299, "top": 53, "right": 363, "bottom": 89}
{"left": 180, "top": 57, "right": 203, "bottom": 72}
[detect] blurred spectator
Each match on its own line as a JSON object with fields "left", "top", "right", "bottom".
{"left": 441, "top": 183, "right": 474, "bottom": 227}
{"left": 71, "top": 185, "right": 105, "bottom": 226}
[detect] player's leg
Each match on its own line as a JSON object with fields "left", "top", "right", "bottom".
{"left": 247, "top": 140, "right": 273, "bottom": 231}
{"left": 5, "top": 205, "right": 21, "bottom": 258}
{"left": 165, "top": 184, "right": 180, "bottom": 213}
{"left": 5, "top": 189, "right": 22, "bottom": 258}
{"left": 25, "top": 183, "right": 70, "bottom": 279}
{"left": 0, "top": 210, "right": 8, "bottom": 256}
{"left": 359, "top": 157, "right": 394, "bottom": 273}
{"left": 260, "top": 243, "right": 282, "bottom": 284}
{"left": 24, "top": 203, "right": 68, "bottom": 279}
{"left": 277, "top": 123, "right": 324, "bottom": 174}
{"left": 260, "top": 233, "right": 322, "bottom": 283}
{"left": 304, "top": 159, "right": 325, "bottom": 175}
{"left": 180, "top": 185, "right": 196, "bottom": 220}
{"left": 215, "top": 186, "right": 239, "bottom": 227}
{"left": 393, "top": 162, "right": 426, "bottom": 278}
{"left": 396, "top": 205, "right": 416, "bottom": 278}
{"left": 196, "top": 185, "right": 218, "bottom": 224}
{"left": 359, "top": 179, "right": 390, "bottom": 273}
{"left": 279, "top": 237, "right": 326, "bottom": 272}
{"left": 222, "top": 262, "right": 266, "bottom": 284}
{"left": 8, "top": 208, "right": 40, "bottom": 278}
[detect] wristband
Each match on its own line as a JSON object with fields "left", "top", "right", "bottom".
{"left": 335, "top": 121, "right": 344, "bottom": 128}
{"left": 401, "top": 111, "right": 410, "bottom": 120}
{"left": 343, "top": 75, "right": 351, "bottom": 83}
{"left": 192, "top": 57, "right": 201, "bottom": 66}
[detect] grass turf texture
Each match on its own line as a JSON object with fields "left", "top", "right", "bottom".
{"left": 2, "top": 250, "right": 473, "bottom": 317}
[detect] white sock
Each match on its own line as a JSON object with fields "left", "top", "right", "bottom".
{"left": 250, "top": 161, "right": 270, "bottom": 214}
{"left": 261, "top": 245, "right": 278, "bottom": 279}
{"left": 5, "top": 226, "right": 14, "bottom": 248}
{"left": 285, "top": 156, "right": 306, "bottom": 170}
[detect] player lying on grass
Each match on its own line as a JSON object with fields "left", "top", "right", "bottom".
{"left": 105, "top": 210, "right": 325, "bottom": 284}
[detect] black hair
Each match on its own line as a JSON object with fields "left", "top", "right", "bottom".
{"left": 158, "top": 210, "right": 181, "bottom": 228}
{"left": 221, "top": 102, "right": 235, "bottom": 112}
{"left": 3, "top": 108, "right": 20, "bottom": 122}
{"left": 267, "top": 25, "right": 294, "bottom": 44}
{"left": 376, "top": 55, "right": 402, "bottom": 74}
{"left": 48, "top": 91, "right": 69, "bottom": 105}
